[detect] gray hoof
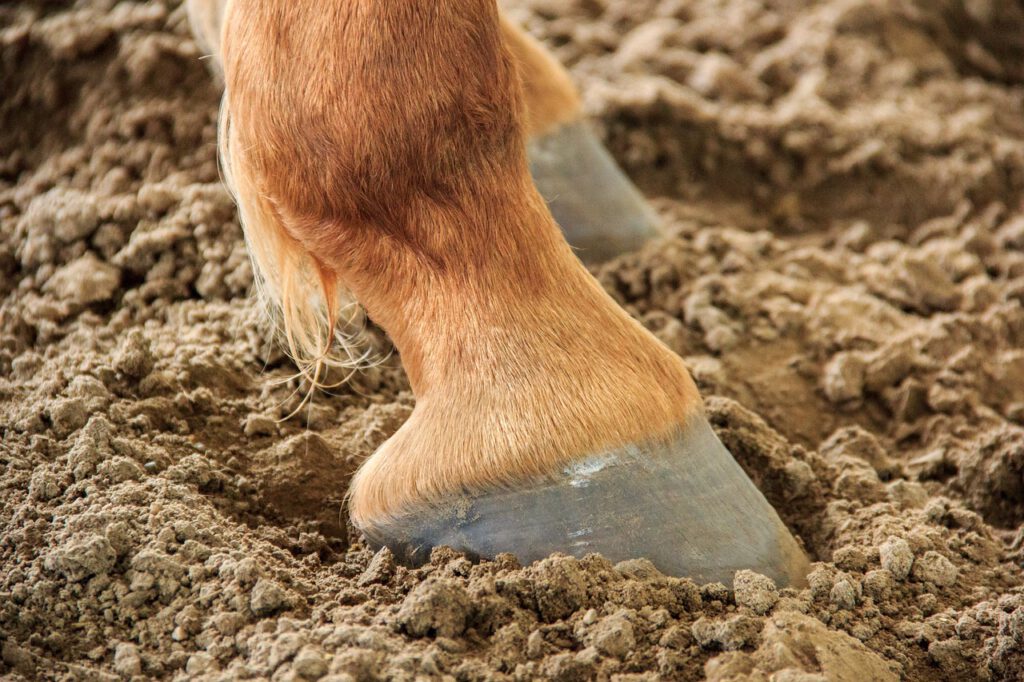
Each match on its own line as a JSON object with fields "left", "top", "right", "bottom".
{"left": 360, "top": 415, "right": 810, "bottom": 587}
{"left": 528, "top": 121, "right": 663, "bottom": 264}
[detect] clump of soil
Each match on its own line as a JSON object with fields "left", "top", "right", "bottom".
{"left": 2, "top": 0, "right": 1024, "bottom": 680}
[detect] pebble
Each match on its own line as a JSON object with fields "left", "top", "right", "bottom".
{"left": 526, "top": 630, "right": 546, "bottom": 660}
{"left": 887, "top": 480, "right": 930, "bottom": 509}
{"left": 928, "top": 637, "right": 967, "bottom": 675}
{"left": 541, "top": 651, "right": 596, "bottom": 681}
{"left": 688, "top": 52, "right": 768, "bottom": 100}
{"left": 807, "top": 564, "right": 839, "bottom": 600}
{"left": 701, "top": 581, "right": 731, "bottom": 604}
{"left": 268, "top": 632, "right": 305, "bottom": 669}
{"left": 615, "top": 557, "right": 664, "bottom": 581}
{"left": 820, "top": 426, "right": 898, "bottom": 478}
{"left": 530, "top": 556, "right": 589, "bottom": 621}
{"left": 137, "top": 182, "right": 179, "bottom": 214}
{"left": 832, "top": 546, "right": 870, "bottom": 573}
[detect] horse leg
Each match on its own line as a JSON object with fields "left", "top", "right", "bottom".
{"left": 217, "top": 0, "right": 808, "bottom": 586}
{"left": 188, "top": 0, "right": 661, "bottom": 263}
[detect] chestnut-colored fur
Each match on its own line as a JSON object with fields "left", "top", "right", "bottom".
{"left": 218, "top": 0, "right": 702, "bottom": 527}
{"left": 188, "top": 0, "right": 582, "bottom": 135}
{"left": 497, "top": 13, "right": 581, "bottom": 136}
{"left": 195, "top": 0, "right": 584, "bottom": 379}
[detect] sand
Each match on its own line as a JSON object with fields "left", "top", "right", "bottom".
{"left": 2, "top": 0, "right": 1024, "bottom": 679}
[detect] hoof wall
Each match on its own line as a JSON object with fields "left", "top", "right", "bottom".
{"left": 361, "top": 416, "right": 810, "bottom": 587}
{"left": 528, "top": 121, "right": 662, "bottom": 264}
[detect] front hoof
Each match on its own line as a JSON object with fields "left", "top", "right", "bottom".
{"left": 359, "top": 415, "right": 809, "bottom": 587}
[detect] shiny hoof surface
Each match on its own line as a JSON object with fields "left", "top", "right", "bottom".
{"left": 528, "top": 121, "right": 663, "bottom": 264}
{"left": 361, "top": 416, "right": 810, "bottom": 587}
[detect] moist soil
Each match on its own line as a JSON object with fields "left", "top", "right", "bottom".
{"left": 2, "top": 0, "right": 1024, "bottom": 680}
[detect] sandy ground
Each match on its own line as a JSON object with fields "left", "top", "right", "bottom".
{"left": 2, "top": 0, "right": 1024, "bottom": 679}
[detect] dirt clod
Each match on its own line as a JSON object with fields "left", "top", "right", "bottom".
{"left": 733, "top": 570, "right": 779, "bottom": 615}
{"left": 879, "top": 537, "right": 915, "bottom": 581}
{"left": 397, "top": 579, "right": 473, "bottom": 639}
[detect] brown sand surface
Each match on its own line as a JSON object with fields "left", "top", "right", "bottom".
{"left": 2, "top": 0, "right": 1024, "bottom": 679}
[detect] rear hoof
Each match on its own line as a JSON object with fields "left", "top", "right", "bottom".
{"left": 529, "top": 121, "right": 663, "bottom": 264}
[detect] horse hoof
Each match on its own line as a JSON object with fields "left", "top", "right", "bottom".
{"left": 360, "top": 414, "right": 810, "bottom": 587}
{"left": 529, "top": 120, "right": 663, "bottom": 264}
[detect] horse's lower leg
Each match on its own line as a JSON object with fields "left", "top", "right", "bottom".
{"left": 218, "top": 0, "right": 808, "bottom": 585}
{"left": 188, "top": 0, "right": 661, "bottom": 262}
{"left": 186, "top": 0, "right": 578, "bottom": 132}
